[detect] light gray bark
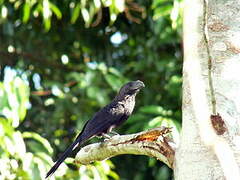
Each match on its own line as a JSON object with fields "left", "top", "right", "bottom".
{"left": 75, "top": 1, "right": 240, "bottom": 179}
{"left": 75, "top": 127, "right": 175, "bottom": 168}
{"left": 175, "top": 0, "right": 240, "bottom": 179}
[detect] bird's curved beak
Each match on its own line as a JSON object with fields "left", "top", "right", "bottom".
{"left": 135, "top": 80, "right": 145, "bottom": 89}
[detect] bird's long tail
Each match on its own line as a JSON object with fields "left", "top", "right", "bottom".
{"left": 45, "top": 134, "right": 86, "bottom": 178}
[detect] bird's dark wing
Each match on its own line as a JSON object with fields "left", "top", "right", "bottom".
{"left": 81, "top": 102, "right": 127, "bottom": 138}
{"left": 46, "top": 102, "right": 126, "bottom": 178}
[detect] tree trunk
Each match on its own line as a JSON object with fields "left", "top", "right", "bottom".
{"left": 175, "top": 0, "right": 240, "bottom": 179}
{"left": 75, "top": 0, "right": 240, "bottom": 179}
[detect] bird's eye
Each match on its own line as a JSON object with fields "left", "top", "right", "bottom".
{"left": 129, "top": 83, "right": 134, "bottom": 87}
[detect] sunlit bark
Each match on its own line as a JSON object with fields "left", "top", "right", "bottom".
{"left": 175, "top": 0, "right": 240, "bottom": 179}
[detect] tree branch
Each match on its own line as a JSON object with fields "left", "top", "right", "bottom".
{"left": 0, "top": 51, "right": 83, "bottom": 72}
{"left": 75, "top": 127, "right": 175, "bottom": 169}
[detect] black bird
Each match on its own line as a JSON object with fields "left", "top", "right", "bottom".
{"left": 46, "top": 80, "right": 145, "bottom": 178}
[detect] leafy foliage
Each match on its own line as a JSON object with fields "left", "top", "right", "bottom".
{"left": 0, "top": 0, "right": 182, "bottom": 179}
{"left": 0, "top": 72, "right": 118, "bottom": 179}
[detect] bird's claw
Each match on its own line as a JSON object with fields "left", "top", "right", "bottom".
{"left": 109, "top": 131, "right": 119, "bottom": 136}
{"left": 101, "top": 131, "right": 120, "bottom": 141}
{"left": 101, "top": 133, "right": 112, "bottom": 139}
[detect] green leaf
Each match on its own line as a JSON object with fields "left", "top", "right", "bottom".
{"left": 94, "top": 0, "right": 101, "bottom": 9}
{"left": 23, "top": 132, "right": 53, "bottom": 154}
{"left": 81, "top": 8, "right": 90, "bottom": 26}
{"left": 5, "top": 81, "right": 20, "bottom": 127}
{"left": 126, "top": 114, "right": 149, "bottom": 133}
{"left": 14, "top": 77, "right": 29, "bottom": 121}
{"left": 102, "top": 0, "right": 113, "bottom": 7}
{"left": 108, "top": 67, "right": 123, "bottom": 77}
{"left": 113, "top": 0, "right": 124, "bottom": 12}
{"left": 35, "top": 152, "right": 53, "bottom": 165}
{"left": 42, "top": 0, "right": 51, "bottom": 31}
{"left": 3, "top": 136, "right": 15, "bottom": 155}
{"left": 104, "top": 74, "right": 123, "bottom": 91}
{"left": 22, "top": 153, "right": 33, "bottom": 173}
{"left": 139, "top": 105, "right": 172, "bottom": 116}
{"left": 26, "top": 141, "right": 47, "bottom": 154}
{"left": 89, "top": 2, "right": 97, "bottom": 20}
{"left": 91, "top": 165, "right": 101, "bottom": 179}
{"left": 43, "top": 18, "right": 51, "bottom": 31}
{"left": 42, "top": 0, "right": 50, "bottom": 19}
{"left": 0, "top": 117, "right": 14, "bottom": 137}
{"left": 32, "top": 157, "right": 42, "bottom": 180}
{"left": 0, "top": 0, "right": 5, "bottom": 5}
{"left": 22, "top": 2, "right": 31, "bottom": 23}
{"left": 86, "top": 86, "right": 108, "bottom": 105}
{"left": 71, "top": 3, "right": 81, "bottom": 24}
{"left": 0, "top": 83, "right": 10, "bottom": 113}
{"left": 109, "top": 6, "right": 117, "bottom": 24}
{"left": 49, "top": 2, "right": 62, "bottom": 19}
{"left": 13, "top": 131, "right": 26, "bottom": 157}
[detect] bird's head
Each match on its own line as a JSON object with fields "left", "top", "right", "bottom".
{"left": 118, "top": 80, "right": 145, "bottom": 97}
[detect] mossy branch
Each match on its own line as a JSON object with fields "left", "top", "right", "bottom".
{"left": 75, "top": 127, "right": 175, "bottom": 169}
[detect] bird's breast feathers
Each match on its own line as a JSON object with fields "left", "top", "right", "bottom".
{"left": 119, "top": 95, "right": 136, "bottom": 115}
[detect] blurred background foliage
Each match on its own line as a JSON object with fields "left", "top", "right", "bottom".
{"left": 0, "top": 0, "right": 182, "bottom": 179}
